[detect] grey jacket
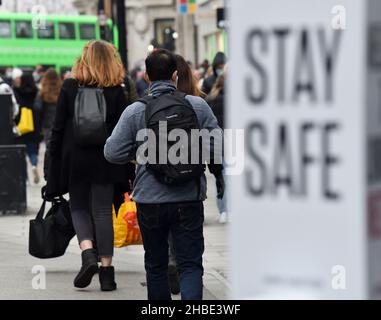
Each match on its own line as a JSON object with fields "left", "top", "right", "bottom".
{"left": 104, "top": 80, "right": 222, "bottom": 204}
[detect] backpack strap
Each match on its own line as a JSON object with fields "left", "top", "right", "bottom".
{"left": 173, "top": 90, "right": 187, "bottom": 99}
{"left": 138, "top": 95, "right": 156, "bottom": 105}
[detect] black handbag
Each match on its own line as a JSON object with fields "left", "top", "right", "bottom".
{"left": 29, "top": 191, "right": 76, "bottom": 259}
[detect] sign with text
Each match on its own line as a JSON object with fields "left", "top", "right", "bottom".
{"left": 228, "top": 0, "right": 381, "bottom": 299}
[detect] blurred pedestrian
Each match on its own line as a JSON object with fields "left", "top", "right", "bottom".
{"left": 0, "top": 73, "right": 19, "bottom": 135}
{"left": 135, "top": 68, "right": 149, "bottom": 97}
{"left": 33, "top": 64, "right": 45, "bottom": 86}
{"left": 207, "top": 73, "right": 227, "bottom": 223}
{"left": 62, "top": 70, "right": 72, "bottom": 81}
{"left": 34, "top": 68, "right": 62, "bottom": 145}
{"left": 34, "top": 68, "right": 62, "bottom": 182}
{"left": 122, "top": 74, "right": 139, "bottom": 105}
{"left": 47, "top": 40, "right": 134, "bottom": 291}
{"left": 175, "top": 54, "right": 203, "bottom": 97}
{"left": 202, "top": 52, "right": 226, "bottom": 95}
{"left": 3, "top": 67, "right": 14, "bottom": 86}
{"left": 105, "top": 49, "right": 224, "bottom": 300}
{"left": 14, "top": 73, "right": 41, "bottom": 184}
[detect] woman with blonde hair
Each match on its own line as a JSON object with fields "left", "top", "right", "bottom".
{"left": 47, "top": 40, "right": 133, "bottom": 291}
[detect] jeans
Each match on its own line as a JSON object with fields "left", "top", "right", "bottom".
{"left": 26, "top": 142, "right": 38, "bottom": 167}
{"left": 137, "top": 202, "right": 205, "bottom": 300}
{"left": 216, "top": 168, "right": 227, "bottom": 214}
{"left": 69, "top": 182, "right": 114, "bottom": 257}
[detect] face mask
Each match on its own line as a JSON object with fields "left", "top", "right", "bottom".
{"left": 216, "top": 68, "right": 223, "bottom": 77}
{"left": 33, "top": 71, "right": 40, "bottom": 83}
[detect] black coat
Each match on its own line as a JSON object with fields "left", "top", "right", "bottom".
{"left": 46, "top": 78, "right": 135, "bottom": 200}
{"left": 207, "top": 90, "right": 225, "bottom": 129}
{"left": 14, "top": 85, "right": 41, "bottom": 144}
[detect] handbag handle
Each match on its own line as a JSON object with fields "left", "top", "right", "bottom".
{"left": 36, "top": 199, "right": 47, "bottom": 221}
{"left": 41, "top": 185, "right": 65, "bottom": 202}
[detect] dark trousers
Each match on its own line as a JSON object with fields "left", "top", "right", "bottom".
{"left": 137, "top": 202, "right": 204, "bottom": 300}
{"left": 69, "top": 182, "right": 114, "bottom": 257}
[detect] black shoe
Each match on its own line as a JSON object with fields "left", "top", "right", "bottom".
{"left": 74, "top": 249, "right": 99, "bottom": 288}
{"left": 99, "top": 266, "right": 117, "bottom": 291}
{"left": 168, "top": 264, "right": 180, "bottom": 295}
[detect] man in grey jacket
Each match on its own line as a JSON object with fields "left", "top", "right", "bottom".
{"left": 104, "top": 49, "right": 224, "bottom": 300}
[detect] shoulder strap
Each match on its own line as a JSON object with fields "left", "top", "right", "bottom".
{"left": 173, "top": 90, "right": 187, "bottom": 99}
{"left": 138, "top": 95, "right": 155, "bottom": 105}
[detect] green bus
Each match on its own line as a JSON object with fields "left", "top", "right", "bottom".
{"left": 0, "top": 13, "right": 118, "bottom": 74}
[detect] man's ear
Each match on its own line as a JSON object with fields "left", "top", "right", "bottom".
{"left": 143, "top": 71, "right": 150, "bottom": 83}
{"left": 171, "top": 71, "right": 178, "bottom": 82}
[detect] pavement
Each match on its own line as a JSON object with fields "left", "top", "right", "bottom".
{"left": 0, "top": 146, "right": 230, "bottom": 300}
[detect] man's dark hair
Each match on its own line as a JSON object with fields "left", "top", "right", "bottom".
{"left": 145, "top": 49, "right": 177, "bottom": 81}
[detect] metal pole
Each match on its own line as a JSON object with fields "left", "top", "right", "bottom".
{"left": 115, "top": 0, "right": 128, "bottom": 70}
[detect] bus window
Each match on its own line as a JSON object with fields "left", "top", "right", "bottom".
{"left": 59, "top": 23, "right": 75, "bottom": 39}
{"left": 79, "top": 24, "right": 96, "bottom": 40}
{"left": 38, "top": 22, "right": 55, "bottom": 39}
{"left": 0, "top": 21, "right": 11, "bottom": 38}
{"left": 104, "top": 25, "right": 113, "bottom": 43}
{"left": 16, "top": 21, "right": 33, "bottom": 38}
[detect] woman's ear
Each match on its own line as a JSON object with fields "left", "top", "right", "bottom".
{"left": 171, "top": 71, "right": 178, "bottom": 82}
{"left": 144, "top": 71, "right": 150, "bottom": 83}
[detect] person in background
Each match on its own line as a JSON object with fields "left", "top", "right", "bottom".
{"left": 123, "top": 74, "right": 139, "bottom": 105}
{"left": 62, "top": 70, "right": 72, "bottom": 81}
{"left": 14, "top": 73, "right": 41, "bottom": 184}
{"left": 135, "top": 67, "right": 150, "bottom": 97}
{"left": 34, "top": 68, "right": 62, "bottom": 145}
{"left": 3, "top": 67, "right": 14, "bottom": 86}
{"left": 0, "top": 73, "right": 19, "bottom": 135}
{"left": 202, "top": 52, "right": 226, "bottom": 95}
{"left": 12, "top": 68, "right": 23, "bottom": 88}
{"left": 33, "top": 65, "right": 45, "bottom": 86}
{"left": 206, "top": 73, "right": 227, "bottom": 223}
{"left": 175, "top": 54, "right": 203, "bottom": 98}
{"left": 47, "top": 40, "right": 133, "bottom": 292}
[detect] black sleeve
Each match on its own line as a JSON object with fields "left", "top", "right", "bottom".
{"left": 202, "top": 78, "right": 212, "bottom": 95}
{"left": 49, "top": 85, "right": 69, "bottom": 157}
{"left": 115, "top": 86, "right": 128, "bottom": 125}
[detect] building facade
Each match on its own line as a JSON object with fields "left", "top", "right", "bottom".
{"left": 0, "top": 0, "right": 78, "bottom": 14}
{"left": 125, "top": 0, "right": 178, "bottom": 69}
{"left": 125, "top": 0, "right": 227, "bottom": 69}
{"left": 194, "top": 0, "right": 227, "bottom": 64}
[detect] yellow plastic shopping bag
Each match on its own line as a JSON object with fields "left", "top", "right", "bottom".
{"left": 17, "top": 107, "right": 34, "bottom": 135}
{"left": 113, "top": 193, "right": 143, "bottom": 248}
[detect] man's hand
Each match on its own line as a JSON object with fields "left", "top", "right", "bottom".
{"left": 215, "top": 173, "right": 225, "bottom": 199}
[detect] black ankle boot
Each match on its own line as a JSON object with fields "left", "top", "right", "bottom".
{"left": 99, "top": 266, "right": 117, "bottom": 291}
{"left": 74, "top": 249, "right": 99, "bottom": 288}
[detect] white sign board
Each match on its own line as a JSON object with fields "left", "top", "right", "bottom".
{"left": 228, "top": 0, "right": 381, "bottom": 299}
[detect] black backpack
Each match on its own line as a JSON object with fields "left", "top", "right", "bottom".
{"left": 140, "top": 91, "right": 205, "bottom": 185}
{"left": 73, "top": 87, "right": 108, "bottom": 146}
